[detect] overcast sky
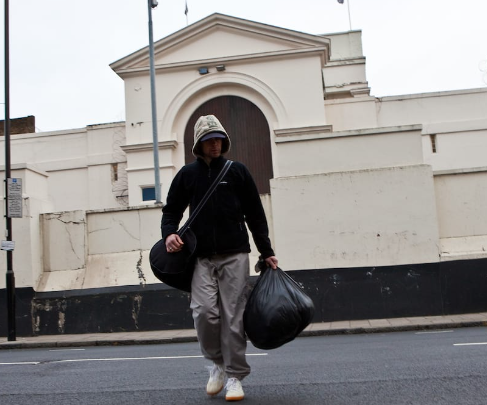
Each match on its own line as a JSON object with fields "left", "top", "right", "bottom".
{"left": 1, "top": 0, "right": 486, "bottom": 132}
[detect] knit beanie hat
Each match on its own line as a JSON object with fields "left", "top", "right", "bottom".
{"left": 192, "top": 115, "right": 231, "bottom": 158}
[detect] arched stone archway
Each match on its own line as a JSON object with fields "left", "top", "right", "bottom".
{"left": 184, "top": 95, "right": 273, "bottom": 194}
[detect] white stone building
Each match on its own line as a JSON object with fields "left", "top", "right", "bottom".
{"left": 1, "top": 14, "right": 486, "bottom": 335}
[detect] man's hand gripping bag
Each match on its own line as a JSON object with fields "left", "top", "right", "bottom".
{"left": 149, "top": 228, "right": 197, "bottom": 293}
{"left": 243, "top": 267, "right": 315, "bottom": 350}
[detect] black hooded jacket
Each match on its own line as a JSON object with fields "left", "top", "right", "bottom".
{"left": 161, "top": 156, "right": 275, "bottom": 259}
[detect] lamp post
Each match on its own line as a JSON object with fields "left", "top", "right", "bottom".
{"left": 148, "top": 0, "right": 161, "bottom": 203}
{"left": 4, "top": 0, "right": 16, "bottom": 341}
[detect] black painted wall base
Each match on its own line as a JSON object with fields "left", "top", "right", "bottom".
{"left": 0, "top": 287, "right": 35, "bottom": 337}
{"left": 1, "top": 257, "right": 486, "bottom": 337}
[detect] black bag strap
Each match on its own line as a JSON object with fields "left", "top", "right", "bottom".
{"left": 178, "top": 160, "right": 233, "bottom": 236}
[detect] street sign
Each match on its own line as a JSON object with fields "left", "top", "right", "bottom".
{"left": 1, "top": 240, "right": 15, "bottom": 251}
{"left": 7, "top": 178, "right": 22, "bottom": 218}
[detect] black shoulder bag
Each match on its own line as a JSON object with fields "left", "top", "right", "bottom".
{"left": 149, "top": 160, "right": 233, "bottom": 292}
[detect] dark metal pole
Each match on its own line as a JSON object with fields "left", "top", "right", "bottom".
{"left": 5, "top": 0, "right": 16, "bottom": 341}
{"left": 4, "top": 0, "right": 16, "bottom": 341}
{"left": 147, "top": 0, "right": 161, "bottom": 203}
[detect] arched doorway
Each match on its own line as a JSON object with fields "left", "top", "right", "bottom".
{"left": 184, "top": 96, "right": 273, "bottom": 194}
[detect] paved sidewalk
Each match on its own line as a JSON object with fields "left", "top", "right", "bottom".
{"left": 1, "top": 312, "right": 487, "bottom": 350}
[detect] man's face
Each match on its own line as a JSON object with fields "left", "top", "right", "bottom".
{"left": 201, "top": 137, "right": 223, "bottom": 160}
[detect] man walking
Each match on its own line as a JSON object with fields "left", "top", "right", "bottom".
{"left": 162, "top": 114, "right": 278, "bottom": 401}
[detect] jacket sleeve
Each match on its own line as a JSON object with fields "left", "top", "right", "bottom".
{"left": 239, "top": 164, "right": 275, "bottom": 259}
{"left": 161, "top": 169, "right": 190, "bottom": 239}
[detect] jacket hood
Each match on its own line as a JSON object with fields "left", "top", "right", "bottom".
{"left": 192, "top": 115, "right": 231, "bottom": 158}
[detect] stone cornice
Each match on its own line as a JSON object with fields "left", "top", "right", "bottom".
{"left": 275, "top": 125, "right": 333, "bottom": 138}
{"left": 114, "top": 47, "right": 329, "bottom": 78}
{"left": 434, "top": 166, "right": 487, "bottom": 176}
{"left": 325, "top": 57, "right": 366, "bottom": 67}
{"left": 275, "top": 124, "right": 422, "bottom": 144}
{"left": 0, "top": 163, "right": 48, "bottom": 177}
{"left": 120, "top": 140, "right": 178, "bottom": 153}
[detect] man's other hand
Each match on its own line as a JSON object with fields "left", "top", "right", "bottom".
{"left": 265, "top": 256, "right": 278, "bottom": 270}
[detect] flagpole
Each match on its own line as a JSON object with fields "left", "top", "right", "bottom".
{"left": 347, "top": 0, "right": 352, "bottom": 30}
{"left": 338, "top": 0, "right": 352, "bottom": 30}
{"left": 185, "top": 0, "right": 189, "bottom": 26}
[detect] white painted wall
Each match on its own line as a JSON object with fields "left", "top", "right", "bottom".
{"left": 37, "top": 206, "right": 162, "bottom": 291}
{"left": 435, "top": 171, "right": 487, "bottom": 260}
{"left": 375, "top": 89, "right": 487, "bottom": 129}
{"left": 321, "top": 30, "right": 364, "bottom": 60}
{"left": 321, "top": 31, "right": 369, "bottom": 98}
{"left": 42, "top": 211, "right": 86, "bottom": 273}
{"left": 124, "top": 55, "right": 327, "bottom": 143}
{"left": 422, "top": 122, "right": 487, "bottom": 173}
{"left": 275, "top": 126, "right": 423, "bottom": 177}
{"left": 35, "top": 198, "right": 272, "bottom": 292}
{"left": 0, "top": 123, "right": 127, "bottom": 213}
{"left": 0, "top": 166, "right": 51, "bottom": 289}
{"left": 1, "top": 15, "right": 486, "bottom": 292}
{"left": 435, "top": 171, "right": 487, "bottom": 238}
{"left": 271, "top": 164, "right": 440, "bottom": 270}
{"left": 324, "top": 98, "right": 378, "bottom": 131}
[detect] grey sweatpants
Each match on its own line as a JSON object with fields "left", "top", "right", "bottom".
{"left": 190, "top": 253, "right": 251, "bottom": 380}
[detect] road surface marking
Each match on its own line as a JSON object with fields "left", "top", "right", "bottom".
{"left": 50, "top": 353, "right": 268, "bottom": 363}
{"left": 454, "top": 342, "right": 487, "bottom": 346}
{"left": 415, "top": 330, "right": 454, "bottom": 334}
{"left": 0, "top": 353, "right": 267, "bottom": 366}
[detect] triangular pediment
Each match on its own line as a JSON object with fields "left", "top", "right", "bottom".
{"left": 111, "top": 13, "right": 330, "bottom": 73}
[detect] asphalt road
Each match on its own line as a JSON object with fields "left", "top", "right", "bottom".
{"left": 1, "top": 327, "right": 487, "bottom": 404}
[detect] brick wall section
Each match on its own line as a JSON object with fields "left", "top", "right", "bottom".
{"left": 0, "top": 115, "right": 35, "bottom": 136}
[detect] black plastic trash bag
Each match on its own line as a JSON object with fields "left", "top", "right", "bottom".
{"left": 243, "top": 267, "right": 315, "bottom": 350}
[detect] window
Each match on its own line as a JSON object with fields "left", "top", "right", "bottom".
{"left": 142, "top": 187, "right": 156, "bottom": 201}
{"left": 111, "top": 163, "right": 118, "bottom": 181}
{"left": 430, "top": 134, "right": 437, "bottom": 153}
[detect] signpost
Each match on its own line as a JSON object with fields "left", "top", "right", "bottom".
{"left": 3, "top": 0, "right": 16, "bottom": 341}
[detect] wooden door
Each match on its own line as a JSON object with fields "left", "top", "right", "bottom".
{"left": 184, "top": 96, "right": 273, "bottom": 194}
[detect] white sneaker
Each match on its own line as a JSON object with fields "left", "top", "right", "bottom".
{"left": 225, "top": 377, "right": 244, "bottom": 402}
{"left": 206, "top": 364, "right": 225, "bottom": 396}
